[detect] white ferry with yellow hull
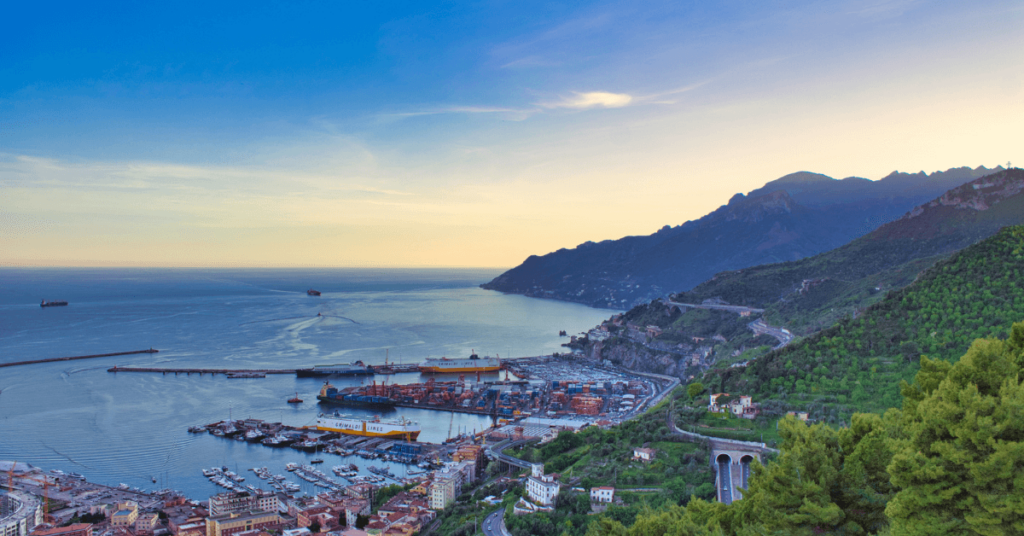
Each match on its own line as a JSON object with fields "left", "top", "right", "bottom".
{"left": 418, "top": 352, "right": 501, "bottom": 373}
{"left": 316, "top": 413, "right": 421, "bottom": 441}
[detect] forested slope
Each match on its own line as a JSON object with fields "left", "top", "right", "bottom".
{"left": 713, "top": 225, "right": 1024, "bottom": 412}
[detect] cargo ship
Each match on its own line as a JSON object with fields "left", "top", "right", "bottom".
{"left": 307, "top": 289, "right": 321, "bottom": 296}
{"left": 316, "top": 412, "right": 420, "bottom": 440}
{"left": 418, "top": 352, "right": 500, "bottom": 373}
{"left": 40, "top": 300, "right": 69, "bottom": 307}
{"left": 297, "top": 361, "right": 372, "bottom": 377}
{"left": 317, "top": 382, "right": 397, "bottom": 408}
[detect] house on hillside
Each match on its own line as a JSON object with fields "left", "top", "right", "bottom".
{"left": 632, "top": 447, "right": 656, "bottom": 462}
{"left": 709, "top": 393, "right": 759, "bottom": 418}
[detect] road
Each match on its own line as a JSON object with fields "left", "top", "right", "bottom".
{"left": 665, "top": 300, "right": 792, "bottom": 350}
{"left": 485, "top": 439, "right": 533, "bottom": 471}
{"left": 483, "top": 508, "right": 509, "bottom": 536}
{"left": 747, "top": 319, "right": 793, "bottom": 349}
{"left": 665, "top": 301, "right": 765, "bottom": 314}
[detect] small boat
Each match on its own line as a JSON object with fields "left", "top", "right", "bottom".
{"left": 40, "top": 300, "right": 69, "bottom": 307}
{"left": 288, "top": 392, "right": 303, "bottom": 404}
{"left": 307, "top": 289, "right": 321, "bottom": 296}
{"left": 310, "top": 459, "right": 324, "bottom": 464}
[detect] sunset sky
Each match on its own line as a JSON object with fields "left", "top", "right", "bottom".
{"left": 2, "top": 0, "right": 1022, "bottom": 268}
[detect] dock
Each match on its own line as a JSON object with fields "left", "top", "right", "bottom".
{"left": 0, "top": 349, "right": 159, "bottom": 369}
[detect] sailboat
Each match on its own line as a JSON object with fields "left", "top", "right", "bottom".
{"left": 310, "top": 443, "right": 324, "bottom": 464}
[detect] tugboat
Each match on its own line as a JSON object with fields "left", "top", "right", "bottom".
{"left": 288, "top": 392, "right": 303, "bottom": 404}
{"left": 307, "top": 289, "right": 321, "bottom": 296}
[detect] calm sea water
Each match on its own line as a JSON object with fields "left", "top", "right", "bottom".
{"left": 0, "top": 268, "right": 613, "bottom": 499}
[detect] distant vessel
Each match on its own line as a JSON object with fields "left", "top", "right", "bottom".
{"left": 287, "top": 392, "right": 303, "bottom": 404}
{"left": 40, "top": 300, "right": 69, "bottom": 307}
{"left": 297, "top": 361, "right": 372, "bottom": 377}
{"left": 307, "top": 289, "right": 321, "bottom": 296}
{"left": 419, "top": 352, "right": 500, "bottom": 373}
{"left": 316, "top": 382, "right": 396, "bottom": 408}
{"left": 316, "top": 412, "right": 420, "bottom": 440}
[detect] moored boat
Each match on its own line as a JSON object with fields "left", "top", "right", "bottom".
{"left": 297, "top": 361, "right": 372, "bottom": 377}
{"left": 316, "top": 412, "right": 420, "bottom": 441}
{"left": 316, "top": 382, "right": 397, "bottom": 408}
{"left": 418, "top": 352, "right": 500, "bottom": 373}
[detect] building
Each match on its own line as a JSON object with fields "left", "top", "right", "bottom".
{"left": 30, "top": 524, "right": 92, "bottom": 536}
{"left": 589, "top": 487, "right": 614, "bottom": 503}
{"left": 525, "top": 465, "right": 559, "bottom": 506}
{"left": 632, "top": 448, "right": 656, "bottom": 462}
{"left": 428, "top": 474, "right": 459, "bottom": 510}
{"left": 135, "top": 512, "right": 160, "bottom": 535}
{"left": 451, "top": 445, "right": 484, "bottom": 475}
{"left": 709, "top": 394, "right": 754, "bottom": 417}
{"left": 205, "top": 511, "right": 281, "bottom": 536}
{"left": 209, "top": 493, "right": 278, "bottom": 517}
{"left": 110, "top": 502, "right": 139, "bottom": 529}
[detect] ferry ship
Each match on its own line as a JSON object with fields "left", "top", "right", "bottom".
{"left": 297, "top": 361, "right": 372, "bottom": 377}
{"left": 316, "top": 412, "right": 420, "bottom": 440}
{"left": 418, "top": 352, "right": 500, "bottom": 373}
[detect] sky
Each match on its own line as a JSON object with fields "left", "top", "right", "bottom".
{"left": 1, "top": 0, "right": 1022, "bottom": 268}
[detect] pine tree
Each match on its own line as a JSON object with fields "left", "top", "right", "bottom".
{"left": 886, "top": 322, "right": 1024, "bottom": 536}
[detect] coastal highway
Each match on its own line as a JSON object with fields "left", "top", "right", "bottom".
{"left": 665, "top": 301, "right": 765, "bottom": 315}
{"left": 747, "top": 319, "right": 794, "bottom": 349}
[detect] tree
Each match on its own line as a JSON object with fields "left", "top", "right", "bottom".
{"left": 886, "top": 322, "right": 1024, "bottom": 536}
{"left": 355, "top": 514, "right": 370, "bottom": 530}
{"left": 687, "top": 382, "right": 705, "bottom": 400}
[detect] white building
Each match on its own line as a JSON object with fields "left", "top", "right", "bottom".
{"left": 590, "top": 487, "right": 615, "bottom": 503}
{"left": 526, "top": 465, "right": 560, "bottom": 506}
{"left": 429, "top": 473, "right": 460, "bottom": 510}
{"left": 1, "top": 491, "right": 42, "bottom": 536}
{"left": 632, "top": 447, "right": 656, "bottom": 462}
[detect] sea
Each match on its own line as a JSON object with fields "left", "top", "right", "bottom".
{"left": 0, "top": 268, "right": 614, "bottom": 500}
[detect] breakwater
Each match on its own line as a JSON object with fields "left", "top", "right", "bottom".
{"left": 0, "top": 349, "right": 158, "bottom": 369}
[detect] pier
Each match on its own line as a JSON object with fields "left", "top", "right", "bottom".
{"left": 108, "top": 366, "right": 297, "bottom": 376}
{"left": 0, "top": 349, "right": 159, "bottom": 369}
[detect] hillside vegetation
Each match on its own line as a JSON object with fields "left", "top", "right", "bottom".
{"left": 713, "top": 225, "right": 1024, "bottom": 414}
{"left": 587, "top": 321, "right": 1024, "bottom": 536}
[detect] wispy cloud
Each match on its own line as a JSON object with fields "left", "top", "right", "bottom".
{"left": 540, "top": 91, "right": 633, "bottom": 109}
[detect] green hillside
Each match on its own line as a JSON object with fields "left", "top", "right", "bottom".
{"left": 674, "top": 168, "right": 1024, "bottom": 335}
{"left": 712, "top": 225, "right": 1024, "bottom": 414}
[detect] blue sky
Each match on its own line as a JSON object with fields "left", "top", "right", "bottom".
{"left": 2, "top": 1, "right": 1022, "bottom": 266}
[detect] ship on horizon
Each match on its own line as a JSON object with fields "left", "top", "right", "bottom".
{"left": 418, "top": 352, "right": 500, "bottom": 373}
{"left": 40, "top": 300, "right": 69, "bottom": 307}
{"left": 316, "top": 412, "right": 420, "bottom": 440}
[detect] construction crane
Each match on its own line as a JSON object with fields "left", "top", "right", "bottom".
{"left": 18, "top": 473, "right": 55, "bottom": 514}
{"left": 5, "top": 460, "right": 15, "bottom": 491}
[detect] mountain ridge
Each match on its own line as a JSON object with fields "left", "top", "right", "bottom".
{"left": 483, "top": 165, "right": 1004, "bottom": 308}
